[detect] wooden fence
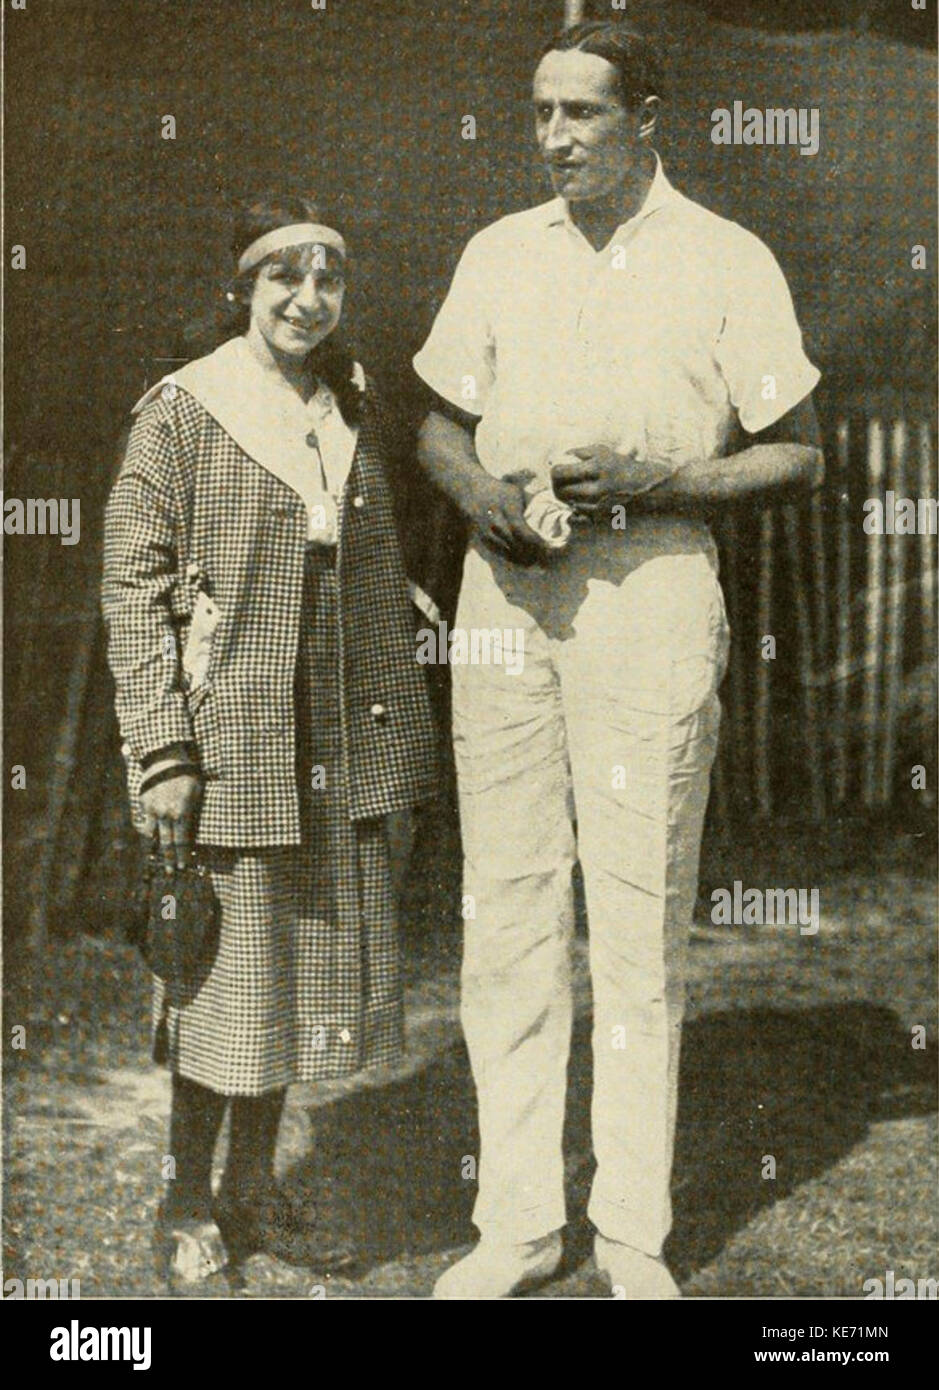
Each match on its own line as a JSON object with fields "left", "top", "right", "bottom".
{"left": 709, "top": 408, "right": 937, "bottom": 824}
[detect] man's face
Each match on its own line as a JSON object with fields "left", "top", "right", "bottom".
{"left": 533, "top": 48, "right": 640, "bottom": 203}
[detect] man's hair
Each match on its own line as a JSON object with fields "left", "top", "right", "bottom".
{"left": 539, "top": 20, "right": 665, "bottom": 109}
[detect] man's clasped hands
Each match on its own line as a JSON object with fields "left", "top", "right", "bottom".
{"left": 469, "top": 443, "right": 685, "bottom": 564}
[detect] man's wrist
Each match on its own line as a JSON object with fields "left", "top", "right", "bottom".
{"left": 619, "top": 458, "right": 701, "bottom": 510}
{"left": 462, "top": 470, "right": 501, "bottom": 517}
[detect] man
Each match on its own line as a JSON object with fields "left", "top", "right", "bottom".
{"left": 414, "top": 20, "right": 823, "bottom": 1299}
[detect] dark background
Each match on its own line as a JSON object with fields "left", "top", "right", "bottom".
{"left": 4, "top": 0, "right": 936, "bottom": 448}
{"left": 2, "top": 0, "right": 937, "bottom": 943}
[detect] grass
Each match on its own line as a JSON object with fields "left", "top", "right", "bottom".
{"left": 2, "top": 817, "right": 936, "bottom": 1299}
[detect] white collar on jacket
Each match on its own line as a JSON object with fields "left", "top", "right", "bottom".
{"left": 131, "top": 337, "right": 365, "bottom": 540}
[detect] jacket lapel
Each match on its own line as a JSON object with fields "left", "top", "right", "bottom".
{"left": 133, "top": 338, "right": 364, "bottom": 516}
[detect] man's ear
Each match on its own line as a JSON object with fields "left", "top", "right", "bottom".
{"left": 638, "top": 94, "right": 660, "bottom": 141}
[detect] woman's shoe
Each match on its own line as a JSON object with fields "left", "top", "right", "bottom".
{"left": 214, "top": 1188, "right": 359, "bottom": 1276}
{"left": 153, "top": 1204, "right": 230, "bottom": 1294}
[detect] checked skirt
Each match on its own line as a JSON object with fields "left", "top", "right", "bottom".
{"left": 153, "top": 542, "right": 404, "bottom": 1095}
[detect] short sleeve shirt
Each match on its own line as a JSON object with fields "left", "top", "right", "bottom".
{"left": 413, "top": 156, "right": 820, "bottom": 492}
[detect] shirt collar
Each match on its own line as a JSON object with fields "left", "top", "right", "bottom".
{"left": 545, "top": 150, "right": 676, "bottom": 237}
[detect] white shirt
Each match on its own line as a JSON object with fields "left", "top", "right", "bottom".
{"left": 413, "top": 155, "right": 819, "bottom": 497}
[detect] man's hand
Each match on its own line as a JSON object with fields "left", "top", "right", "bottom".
{"left": 140, "top": 773, "right": 202, "bottom": 870}
{"left": 417, "top": 407, "right": 554, "bottom": 563}
{"left": 551, "top": 445, "right": 680, "bottom": 520}
{"left": 466, "top": 473, "right": 552, "bottom": 566}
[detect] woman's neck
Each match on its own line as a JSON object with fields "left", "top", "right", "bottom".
{"left": 242, "top": 325, "right": 312, "bottom": 401}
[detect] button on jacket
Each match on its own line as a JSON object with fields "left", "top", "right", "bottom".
{"left": 102, "top": 366, "right": 438, "bottom": 847}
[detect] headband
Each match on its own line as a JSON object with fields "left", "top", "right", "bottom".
{"left": 237, "top": 223, "right": 347, "bottom": 275}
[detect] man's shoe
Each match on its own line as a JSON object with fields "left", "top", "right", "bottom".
{"left": 433, "top": 1231, "right": 563, "bottom": 1299}
{"left": 594, "top": 1234, "right": 681, "bottom": 1299}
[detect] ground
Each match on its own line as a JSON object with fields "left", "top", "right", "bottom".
{"left": 3, "top": 818, "right": 936, "bottom": 1300}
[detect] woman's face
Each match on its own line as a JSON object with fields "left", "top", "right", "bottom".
{"left": 246, "top": 243, "right": 345, "bottom": 359}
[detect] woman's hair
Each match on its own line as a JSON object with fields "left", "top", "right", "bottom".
{"left": 185, "top": 192, "right": 362, "bottom": 425}
{"left": 539, "top": 20, "right": 665, "bottom": 109}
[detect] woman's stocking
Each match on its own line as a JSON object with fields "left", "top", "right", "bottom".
{"left": 164, "top": 1072, "right": 229, "bottom": 1222}
{"left": 222, "top": 1088, "right": 287, "bottom": 1203}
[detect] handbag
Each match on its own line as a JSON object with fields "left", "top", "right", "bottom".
{"left": 128, "top": 835, "right": 221, "bottom": 984}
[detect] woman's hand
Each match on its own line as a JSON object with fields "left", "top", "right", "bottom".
{"left": 466, "top": 473, "right": 551, "bottom": 566}
{"left": 140, "top": 773, "right": 203, "bottom": 870}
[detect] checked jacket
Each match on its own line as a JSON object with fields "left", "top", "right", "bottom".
{"left": 102, "top": 376, "right": 438, "bottom": 847}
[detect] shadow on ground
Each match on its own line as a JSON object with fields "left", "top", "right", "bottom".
{"left": 4, "top": 815, "right": 935, "bottom": 1296}
{"left": 272, "top": 1000, "right": 936, "bottom": 1286}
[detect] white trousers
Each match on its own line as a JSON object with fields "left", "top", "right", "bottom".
{"left": 451, "top": 522, "right": 729, "bottom": 1255}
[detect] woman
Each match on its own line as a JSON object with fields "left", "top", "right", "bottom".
{"left": 102, "top": 195, "right": 437, "bottom": 1289}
